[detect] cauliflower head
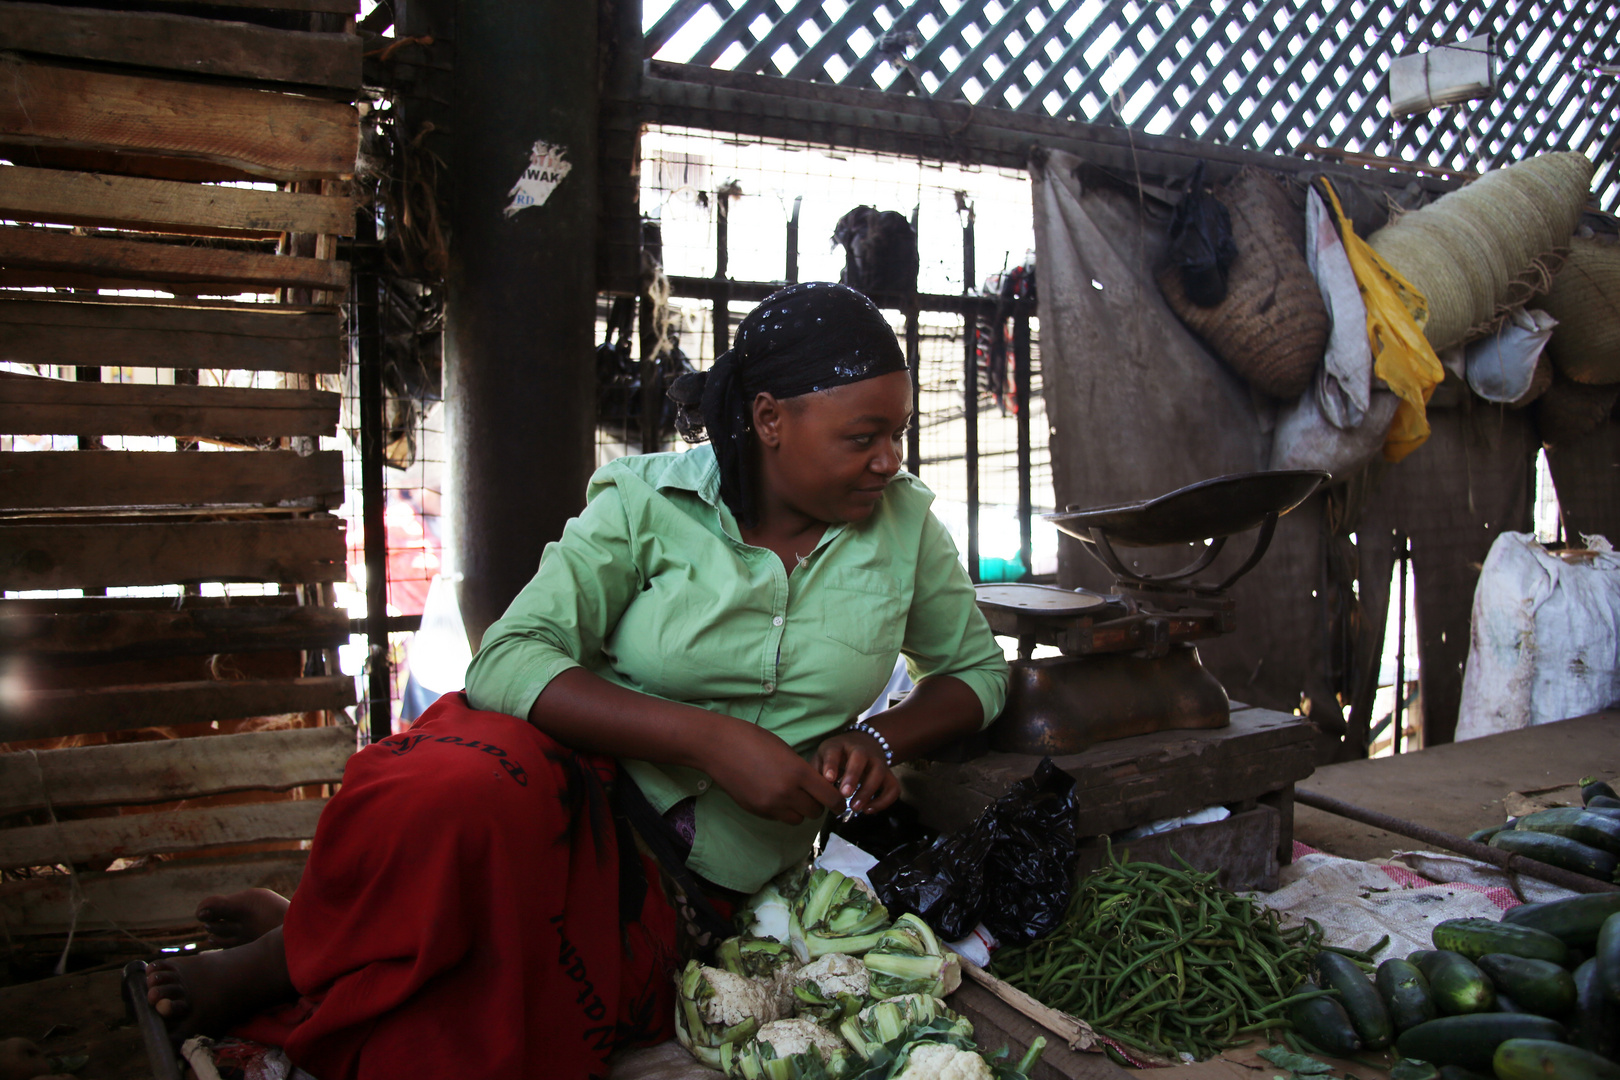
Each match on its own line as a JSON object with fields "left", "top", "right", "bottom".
{"left": 894, "top": 1042, "right": 994, "bottom": 1080}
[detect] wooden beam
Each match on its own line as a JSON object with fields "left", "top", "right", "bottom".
{"left": 0, "top": 166, "right": 355, "bottom": 238}
{"left": 0, "top": 724, "right": 354, "bottom": 815}
{"left": 0, "top": 4, "right": 362, "bottom": 91}
{"left": 0, "top": 851, "right": 308, "bottom": 935}
{"left": 0, "top": 297, "right": 343, "bottom": 374}
{"left": 634, "top": 61, "right": 1461, "bottom": 196}
{"left": 0, "top": 374, "right": 340, "bottom": 439}
{"left": 160, "top": 0, "right": 358, "bottom": 11}
{"left": 0, "top": 674, "right": 355, "bottom": 742}
{"left": 0, "top": 227, "right": 349, "bottom": 292}
{"left": 0, "top": 450, "right": 345, "bottom": 511}
{"left": 0, "top": 602, "right": 350, "bottom": 666}
{"left": 0, "top": 518, "right": 346, "bottom": 590}
{"left": 0, "top": 56, "right": 359, "bottom": 183}
{"left": 0, "top": 798, "right": 327, "bottom": 870}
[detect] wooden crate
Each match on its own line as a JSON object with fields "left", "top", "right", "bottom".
{"left": 0, "top": 0, "right": 363, "bottom": 974}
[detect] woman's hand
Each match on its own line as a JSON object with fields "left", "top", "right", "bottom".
{"left": 705, "top": 721, "right": 845, "bottom": 826}
{"left": 812, "top": 731, "right": 901, "bottom": 816}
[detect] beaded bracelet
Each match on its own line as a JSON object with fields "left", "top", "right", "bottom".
{"left": 848, "top": 719, "right": 894, "bottom": 767}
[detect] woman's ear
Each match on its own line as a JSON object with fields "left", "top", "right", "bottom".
{"left": 752, "top": 392, "right": 785, "bottom": 448}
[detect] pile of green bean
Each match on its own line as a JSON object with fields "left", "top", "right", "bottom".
{"left": 989, "top": 847, "right": 1325, "bottom": 1061}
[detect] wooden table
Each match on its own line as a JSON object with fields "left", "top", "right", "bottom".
{"left": 898, "top": 705, "right": 1322, "bottom": 888}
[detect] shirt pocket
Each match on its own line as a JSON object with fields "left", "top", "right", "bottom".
{"left": 820, "top": 567, "right": 906, "bottom": 656}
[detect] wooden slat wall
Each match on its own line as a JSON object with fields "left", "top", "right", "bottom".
{"left": 0, "top": 374, "right": 342, "bottom": 439}
{"left": 0, "top": 852, "right": 310, "bottom": 936}
{"left": 0, "top": 298, "right": 344, "bottom": 373}
{"left": 0, "top": 724, "right": 355, "bottom": 815}
{"left": 0, "top": 0, "right": 363, "bottom": 956}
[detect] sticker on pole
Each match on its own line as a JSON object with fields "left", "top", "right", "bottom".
{"left": 505, "top": 141, "right": 571, "bottom": 217}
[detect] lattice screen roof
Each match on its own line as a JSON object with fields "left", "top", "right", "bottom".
{"left": 645, "top": 0, "right": 1620, "bottom": 210}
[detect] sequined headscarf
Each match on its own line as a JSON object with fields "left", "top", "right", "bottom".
{"left": 668, "top": 282, "right": 909, "bottom": 528}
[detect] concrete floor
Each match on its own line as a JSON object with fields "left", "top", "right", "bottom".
{"left": 1294, "top": 709, "right": 1620, "bottom": 860}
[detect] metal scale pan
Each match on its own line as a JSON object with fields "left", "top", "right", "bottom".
{"left": 980, "top": 470, "right": 1328, "bottom": 756}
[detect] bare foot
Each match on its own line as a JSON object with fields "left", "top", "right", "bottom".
{"left": 145, "top": 926, "right": 298, "bottom": 1040}
{"left": 196, "top": 888, "right": 289, "bottom": 950}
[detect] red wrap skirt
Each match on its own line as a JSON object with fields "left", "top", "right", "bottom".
{"left": 238, "top": 693, "right": 686, "bottom": 1080}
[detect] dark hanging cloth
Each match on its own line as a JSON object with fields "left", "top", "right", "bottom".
{"left": 1165, "top": 160, "right": 1238, "bottom": 307}
{"left": 667, "top": 281, "right": 909, "bottom": 528}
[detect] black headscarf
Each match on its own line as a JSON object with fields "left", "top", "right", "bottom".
{"left": 668, "top": 282, "right": 909, "bottom": 528}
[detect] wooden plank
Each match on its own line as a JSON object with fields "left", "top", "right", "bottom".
{"left": 0, "top": 851, "right": 308, "bottom": 936}
{"left": 0, "top": 227, "right": 349, "bottom": 291}
{"left": 0, "top": 4, "right": 362, "bottom": 90}
{"left": 161, "top": 0, "right": 358, "bottom": 12}
{"left": 0, "top": 518, "right": 346, "bottom": 590}
{"left": 0, "top": 166, "right": 355, "bottom": 238}
{"left": 0, "top": 450, "right": 345, "bottom": 510}
{"left": 0, "top": 674, "right": 355, "bottom": 742}
{"left": 901, "top": 707, "right": 1319, "bottom": 835}
{"left": 0, "top": 798, "right": 326, "bottom": 872}
{"left": 0, "top": 56, "right": 359, "bottom": 183}
{"left": 0, "top": 296, "right": 343, "bottom": 374}
{"left": 0, "top": 601, "right": 350, "bottom": 665}
{"left": 0, "top": 373, "right": 340, "bottom": 438}
{"left": 0, "top": 724, "right": 354, "bottom": 814}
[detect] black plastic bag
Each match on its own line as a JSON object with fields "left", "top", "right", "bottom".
{"left": 867, "top": 759, "right": 1079, "bottom": 945}
{"left": 1166, "top": 160, "right": 1238, "bottom": 307}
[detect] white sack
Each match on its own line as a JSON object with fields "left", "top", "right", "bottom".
{"left": 1269, "top": 189, "right": 1397, "bottom": 477}
{"left": 1305, "top": 187, "right": 1374, "bottom": 431}
{"left": 1456, "top": 532, "right": 1620, "bottom": 740}
{"left": 1465, "top": 309, "right": 1558, "bottom": 402}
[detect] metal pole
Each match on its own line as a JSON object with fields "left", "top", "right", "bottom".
{"left": 1014, "top": 307, "right": 1032, "bottom": 579}
{"left": 1293, "top": 788, "right": 1619, "bottom": 895}
{"left": 355, "top": 206, "right": 391, "bottom": 744}
{"left": 906, "top": 306, "right": 921, "bottom": 476}
{"left": 906, "top": 206, "right": 921, "bottom": 475}
{"left": 715, "top": 190, "right": 731, "bottom": 354}
{"left": 1394, "top": 531, "right": 1408, "bottom": 754}
{"left": 786, "top": 195, "right": 801, "bottom": 284}
{"left": 963, "top": 218, "right": 979, "bottom": 584}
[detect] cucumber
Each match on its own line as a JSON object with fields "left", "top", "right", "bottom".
{"left": 1314, "top": 950, "right": 1392, "bottom": 1049}
{"left": 1436, "top": 1067, "right": 1491, "bottom": 1080}
{"left": 1515, "top": 809, "right": 1620, "bottom": 857}
{"left": 1469, "top": 823, "right": 1511, "bottom": 845}
{"left": 1588, "top": 795, "right": 1620, "bottom": 810}
{"left": 1410, "top": 949, "right": 1442, "bottom": 968}
{"left": 1583, "top": 779, "right": 1620, "bottom": 806}
{"left": 1493, "top": 993, "right": 1526, "bottom": 1013}
{"left": 1417, "top": 950, "right": 1497, "bottom": 1015}
{"left": 1432, "top": 919, "right": 1569, "bottom": 966}
{"left": 1377, "top": 958, "right": 1437, "bottom": 1032}
{"left": 1290, "top": 984, "right": 1362, "bottom": 1056}
{"left": 1493, "top": 1039, "right": 1620, "bottom": 1080}
{"left": 1397, "top": 1014, "right": 1565, "bottom": 1071}
{"left": 1475, "top": 954, "right": 1577, "bottom": 1017}
{"left": 1490, "top": 830, "right": 1620, "bottom": 881}
{"left": 1502, "top": 893, "right": 1620, "bottom": 949}
{"left": 1599, "top": 911, "right": 1620, "bottom": 1007}
{"left": 1569, "top": 958, "right": 1620, "bottom": 1060}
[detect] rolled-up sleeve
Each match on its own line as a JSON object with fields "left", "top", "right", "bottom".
{"left": 463, "top": 480, "right": 642, "bottom": 720}
{"left": 900, "top": 512, "right": 1009, "bottom": 728}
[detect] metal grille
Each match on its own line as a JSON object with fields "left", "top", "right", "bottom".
{"left": 645, "top": 0, "right": 1620, "bottom": 209}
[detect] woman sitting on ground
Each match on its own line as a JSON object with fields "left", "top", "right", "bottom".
{"left": 143, "top": 282, "right": 1008, "bottom": 1079}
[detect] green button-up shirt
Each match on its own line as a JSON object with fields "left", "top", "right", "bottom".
{"left": 463, "top": 444, "right": 1008, "bottom": 893}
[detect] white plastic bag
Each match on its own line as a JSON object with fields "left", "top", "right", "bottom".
{"left": 1456, "top": 532, "right": 1620, "bottom": 740}
{"left": 1465, "top": 308, "right": 1557, "bottom": 402}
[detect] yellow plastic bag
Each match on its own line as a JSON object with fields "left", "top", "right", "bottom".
{"left": 1318, "top": 180, "right": 1445, "bottom": 463}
